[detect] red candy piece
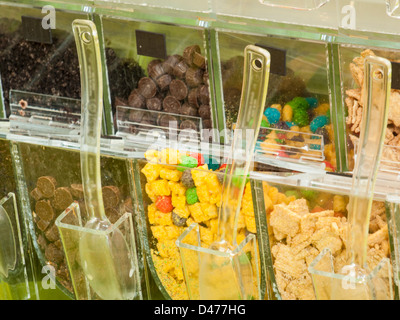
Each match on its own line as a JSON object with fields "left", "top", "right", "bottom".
{"left": 323, "top": 161, "right": 335, "bottom": 171}
{"left": 219, "top": 163, "right": 227, "bottom": 170}
{"left": 189, "top": 152, "right": 205, "bottom": 166}
{"left": 155, "top": 196, "right": 173, "bottom": 213}
{"left": 334, "top": 211, "right": 345, "bottom": 218}
{"left": 277, "top": 150, "right": 289, "bottom": 158}
{"left": 311, "top": 206, "right": 324, "bottom": 213}
{"left": 277, "top": 133, "right": 287, "bottom": 140}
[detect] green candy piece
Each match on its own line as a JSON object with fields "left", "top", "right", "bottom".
{"left": 285, "top": 190, "right": 299, "bottom": 199}
{"left": 288, "top": 97, "right": 310, "bottom": 111}
{"left": 261, "top": 119, "right": 270, "bottom": 128}
{"left": 292, "top": 108, "right": 310, "bottom": 127}
{"left": 232, "top": 168, "right": 250, "bottom": 188}
{"left": 186, "top": 187, "right": 199, "bottom": 205}
{"left": 178, "top": 156, "right": 198, "bottom": 171}
{"left": 300, "top": 189, "right": 317, "bottom": 201}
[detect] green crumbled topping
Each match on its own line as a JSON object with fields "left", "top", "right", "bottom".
{"left": 261, "top": 119, "right": 270, "bottom": 128}
{"left": 292, "top": 108, "right": 310, "bottom": 127}
{"left": 300, "top": 189, "right": 317, "bottom": 201}
{"left": 288, "top": 97, "right": 310, "bottom": 111}
{"left": 285, "top": 190, "right": 299, "bottom": 199}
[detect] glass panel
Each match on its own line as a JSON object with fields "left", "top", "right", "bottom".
{"left": 212, "top": 0, "right": 337, "bottom": 29}
{"left": 101, "top": 15, "right": 213, "bottom": 135}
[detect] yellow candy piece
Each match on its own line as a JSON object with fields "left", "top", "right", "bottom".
{"left": 160, "top": 168, "right": 183, "bottom": 182}
{"left": 282, "top": 104, "right": 293, "bottom": 122}
{"left": 300, "top": 125, "right": 311, "bottom": 133}
{"left": 196, "top": 184, "right": 210, "bottom": 203}
{"left": 150, "top": 179, "right": 171, "bottom": 196}
{"left": 157, "top": 240, "right": 179, "bottom": 259}
{"left": 209, "top": 218, "right": 219, "bottom": 235}
{"left": 270, "top": 104, "right": 282, "bottom": 112}
{"left": 333, "top": 195, "right": 347, "bottom": 213}
{"left": 148, "top": 203, "right": 157, "bottom": 224}
{"left": 154, "top": 211, "right": 173, "bottom": 225}
{"left": 160, "top": 148, "right": 180, "bottom": 165}
{"left": 236, "top": 211, "right": 246, "bottom": 229}
{"left": 244, "top": 215, "right": 257, "bottom": 233}
{"left": 145, "top": 183, "right": 157, "bottom": 202}
{"left": 205, "top": 173, "right": 221, "bottom": 192}
{"left": 189, "top": 202, "right": 207, "bottom": 223}
{"left": 168, "top": 181, "right": 186, "bottom": 196}
{"left": 199, "top": 226, "right": 214, "bottom": 246}
{"left": 264, "top": 194, "right": 274, "bottom": 212}
{"left": 144, "top": 149, "right": 160, "bottom": 163}
{"left": 199, "top": 203, "right": 218, "bottom": 220}
{"left": 172, "top": 194, "right": 186, "bottom": 209}
{"left": 141, "top": 163, "right": 162, "bottom": 182}
{"left": 285, "top": 195, "right": 297, "bottom": 205}
{"left": 190, "top": 164, "right": 209, "bottom": 187}
{"left": 236, "top": 230, "right": 246, "bottom": 245}
{"left": 314, "top": 103, "right": 330, "bottom": 116}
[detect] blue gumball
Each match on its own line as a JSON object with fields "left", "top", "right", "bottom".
{"left": 310, "top": 115, "right": 328, "bottom": 133}
{"left": 306, "top": 97, "right": 318, "bottom": 108}
{"left": 285, "top": 121, "right": 296, "bottom": 128}
{"left": 264, "top": 108, "right": 281, "bottom": 125}
{"left": 204, "top": 155, "right": 220, "bottom": 171}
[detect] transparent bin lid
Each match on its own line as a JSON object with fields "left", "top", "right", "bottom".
{"left": 9, "top": 90, "right": 81, "bottom": 141}
{"left": 337, "top": 0, "right": 400, "bottom": 37}
{"left": 211, "top": 0, "right": 337, "bottom": 30}
{"left": 116, "top": 105, "right": 203, "bottom": 141}
{"left": 94, "top": 0, "right": 210, "bottom": 13}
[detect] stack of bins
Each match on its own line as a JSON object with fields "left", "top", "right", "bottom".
{"left": 210, "top": 0, "right": 400, "bottom": 300}
{"left": 335, "top": 0, "right": 400, "bottom": 295}
{"left": 0, "top": 1, "right": 144, "bottom": 299}
{"left": 0, "top": 1, "right": 91, "bottom": 300}
{"left": 209, "top": 0, "right": 343, "bottom": 173}
{"left": 91, "top": 1, "right": 218, "bottom": 299}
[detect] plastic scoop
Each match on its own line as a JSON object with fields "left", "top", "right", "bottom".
{"left": 198, "top": 45, "right": 271, "bottom": 300}
{"left": 310, "top": 55, "right": 392, "bottom": 300}
{"left": 0, "top": 204, "right": 16, "bottom": 278}
{"left": 73, "top": 20, "right": 135, "bottom": 300}
{"left": 337, "top": 55, "right": 391, "bottom": 298}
